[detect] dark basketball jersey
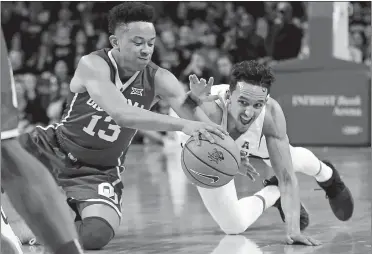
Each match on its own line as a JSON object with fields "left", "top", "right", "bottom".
{"left": 56, "top": 48, "right": 158, "bottom": 167}
{"left": 1, "top": 29, "right": 19, "bottom": 140}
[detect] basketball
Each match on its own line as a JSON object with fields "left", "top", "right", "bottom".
{"left": 181, "top": 133, "right": 241, "bottom": 188}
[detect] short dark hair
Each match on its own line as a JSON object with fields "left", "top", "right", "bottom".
{"left": 229, "top": 60, "right": 275, "bottom": 93}
{"left": 108, "top": 2, "right": 155, "bottom": 34}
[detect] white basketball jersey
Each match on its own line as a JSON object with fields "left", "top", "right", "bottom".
{"left": 211, "top": 85, "right": 267, "bottom": 157}
{"left": 169, "top": 85, "right": 270, "bottom": 159}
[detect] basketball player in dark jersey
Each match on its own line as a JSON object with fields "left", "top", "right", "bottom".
{"left": 1, "top": 29, "right": 84, "bottom": 254}
{"left": 18, "top": 2, "right": 227, "bottom": 250}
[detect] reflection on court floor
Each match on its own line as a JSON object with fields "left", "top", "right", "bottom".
{"left": 23, "top": 146, "right": 371, "bottom": 254}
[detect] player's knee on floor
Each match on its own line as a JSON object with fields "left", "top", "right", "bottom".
{"left": 76, "top": 217, "right": 114, "bottom": 250}
{"left": 220, "top": 222, "right": 247, "bottom": 235}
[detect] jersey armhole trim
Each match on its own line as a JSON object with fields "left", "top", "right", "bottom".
{"left": 1, "top": 129, "right": 19, "bottom": 140}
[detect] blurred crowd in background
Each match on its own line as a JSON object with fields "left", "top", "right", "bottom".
{"left": 1, "top": 1, "right": 371, "bottom": 144}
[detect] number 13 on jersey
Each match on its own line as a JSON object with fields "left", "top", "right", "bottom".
{"left": 83, "top": 115, "right": 121, "bottom": 142}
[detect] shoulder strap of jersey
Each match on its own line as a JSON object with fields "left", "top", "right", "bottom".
{"left": 107, "top": 50, "right": 140, "bottom": 92}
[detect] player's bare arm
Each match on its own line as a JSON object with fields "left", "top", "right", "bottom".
{"left": 199, "top": 101, "right": 224, "bottom": 125}
{"left": 263, "top": 98, "right": 319, "bottom": 246}
{"left": 69, "top": 54, "right": 222, "bottom": 139}
{"left": 154, "top": 67, "right": 227, "bottom": 142}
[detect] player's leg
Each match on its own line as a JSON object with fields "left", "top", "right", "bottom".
{"left": 61, "top": 167, "right": 123, "bottom": 250}
{"left": 73, "top": 203, "right": 120, "bottom": 250}
{"left": 253, "top": 136, "right": 332, "bottom": 180}
{"left": 20, "top": 125, "right": 122, "bottom": 250}
{"left": 284, "top": 146, "right": 333, "bottom": 182}
{"left": 197, "top": 179, "right": 280, "bottom": 234}
{"left": 1, "top": 138, "right": 83, "bottom": 254}
{"left": 258, "top": 136, "right": 354, "bottom": 221}
{"left": 2, "top": 190, "right": 37, "bottom": 245}
{"left": 249, "top": 138, "right": 310, "bottom": 230}
{"left": 1, "top": 27, "right": 28, "bottom": 253}
{"left": 174, "top": 127, "right": 280, "bottom": 234}
{"left": 262, "top": 171, "right": 310, "bottom": 231}
{"left": 1, "top": 206, "right": 23, "bottom": 254}
{"left": 1, "top": 27, "right": 83, "bottom": 254}
{"left": 289, "top": 145, "right": 354, "bottom": 221}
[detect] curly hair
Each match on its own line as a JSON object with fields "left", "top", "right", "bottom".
{"left": 229, "top": 60, "right": 275, "bottom": 93}
{"left": 108, "top": 2, "right": 155, "bottom": 34}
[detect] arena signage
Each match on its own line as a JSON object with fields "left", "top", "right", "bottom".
{"left": 271, "top": 60, "right": 370, "bottom": 146}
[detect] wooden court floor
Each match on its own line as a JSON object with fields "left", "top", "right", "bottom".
{"left": 22, "top": 145, "right": 371, "bottom": 254}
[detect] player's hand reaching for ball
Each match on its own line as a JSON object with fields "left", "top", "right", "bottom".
{"left": 182, "top": 121, "right": 228, "bottom": 145}
{"left": 238, "top": 151, "right": 260, "bottom": 181}
{"left": 286, "top": 233, "right": 321, "bottom": 246}
{"left": 188, "top": 74, "right": 219, "bottom": 102}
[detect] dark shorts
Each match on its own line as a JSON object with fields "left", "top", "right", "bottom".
{"left": 18, "top": 125, "right": 124, "bottom": 218}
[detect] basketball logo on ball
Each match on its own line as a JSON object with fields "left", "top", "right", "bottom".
{"left": 181, "top": 133, "right": 241, "bottom": 189}
{"left": 188, "top": 168, "right": 219, "bottom": 183}
{"left": 207, "top": 148, "right": 224, "bottom": 164}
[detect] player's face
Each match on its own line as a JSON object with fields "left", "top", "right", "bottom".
{"left": 229, "top": 81, "right": 268, "bottom": 133}
{"left": 114, "top": 22, "right": 156, "bottom": 71}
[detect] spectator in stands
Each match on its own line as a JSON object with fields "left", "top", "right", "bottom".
{"left": 53, "top": 60, "right": 71, "bottom": 89}
{"left": 222, "top": 11, "right": 267, "bottom": 63}
{"left": 22, "top": 73, "right": 50, "bottom": 127}
{"left": 364, "top": 43, "right": 371, "bottom": 66}
{"left": 351, "top": 30, "right": 368, "bottom": 61}
{"left": 47, "top": 82, "right": 69, "bottom": 124}
{"left": 177, "top": 25, "right": 202, "bottom": 71}
{"left": 348, "top": 34, "right": 363, "bottom": 63}
{"left": 215, "top": 54, "right": 233, "bottom": 85}
{"left": 51, "top": 8, "right": 75, "bottom": 74}
{"left": 1, "top": 1, "right": 370, "bottom": 140}
{"left": 179, "top": 51, "right": 213, "bottom": 86}
{"left": 350, "top": 2, "right": 365, "bottom": 27}
{"left": 73, "top": 29, "right": 91, "bottom": 69}
{"left": 36, "top": 60, "right": 71, "bottom": 125}
{"left": 1, "top": 2, "right": 22, "bottom": 49}
{"left": 205, "top": 3, "right": 225, "bottom": 35}
{"left": 178, "top": 25, "right": 194, "bottom": 48}
{"left": 158, "top": 30, "right": 182, "bottom": 77}
{"left": 9, "top": 49, "right": 25, "bottom": 75}
{"left": 26, "top": 31, "right": 54, "bottom": 74}
{"left": 15, "top": 81, "right": 35, "bottom": 134}
{"left": 266, "top": 2, "right": 304, "bottom": 61}
{"left": 19, "top": 2, "right": 47, "bottom": 61}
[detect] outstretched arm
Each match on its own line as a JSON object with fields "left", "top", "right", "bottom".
{"left": 264, "top": 107, "right": 300, "bottom": 230}
{"left": 154, "top": 68, "right": 227, "bottom": 141}
{"left": 72, "top": 55, "right": 222, "bottom": 136}
{"left": 263, "top": 99, "right": 306, "bottom": 243}
{"left": 154, "top": 68, "right": 217, "bottom": 123}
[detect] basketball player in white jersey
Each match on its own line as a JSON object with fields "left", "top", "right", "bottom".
{"left": 172, "top": 60, "right": 354, "bottom": 245}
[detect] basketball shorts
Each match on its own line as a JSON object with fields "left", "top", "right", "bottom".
{"left": 18, "top": 126, "right": 124, "bottom": 218}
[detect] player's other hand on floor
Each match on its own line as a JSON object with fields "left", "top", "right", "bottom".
{"left": 182, "top": 121, "right": 228, "bottom": 145}
{"left": 286, "top": 233, "right": 321, "bottom": 246}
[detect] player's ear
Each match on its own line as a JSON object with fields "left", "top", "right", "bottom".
{"left": 226, "top": 90, "right": 231, "bottom": 99}
{"left": 109, "top": 35, "right": 120, "bottom": 51}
